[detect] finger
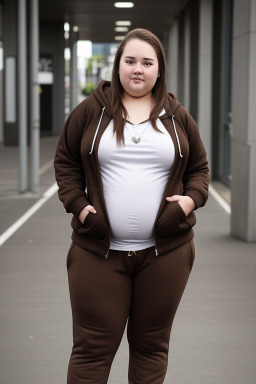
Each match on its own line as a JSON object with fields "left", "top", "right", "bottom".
{"left": 166, "top": 195, "right": 181, "bottom": 202}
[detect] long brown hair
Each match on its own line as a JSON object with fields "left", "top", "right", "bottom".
{"left": 111, "top": 28, "right": 167, "bottom": 145}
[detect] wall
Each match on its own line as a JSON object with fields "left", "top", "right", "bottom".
{"left": 231, "top": 0, "right": 256, "bottom": 241}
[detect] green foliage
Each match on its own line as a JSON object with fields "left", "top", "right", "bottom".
{"left": 87, "top": 55, "right": 104, "bottom": 75}
{"left": 82, "top": 82, "right": 97, "bottom": 96}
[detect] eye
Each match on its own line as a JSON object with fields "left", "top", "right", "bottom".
{"left": 144, "top": 62, "right": 153, "bottom": 66}
{"left": 125, "top": 60, "right": 134, "bottom": 65}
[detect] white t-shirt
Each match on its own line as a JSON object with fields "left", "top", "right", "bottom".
{"left": 98, "top": 115, "right": 175, "bottom": 251}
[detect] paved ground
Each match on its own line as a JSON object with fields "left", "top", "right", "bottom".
{"left": 0, "top": 137, "right": 256, "bottom": 384}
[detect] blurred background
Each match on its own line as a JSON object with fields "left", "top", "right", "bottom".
{"left": 0, "top": 1, "right": 256, "bottom": 383}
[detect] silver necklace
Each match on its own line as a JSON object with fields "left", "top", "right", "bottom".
{"left": 126, "top": 121, "right": 150, "bottom": 144}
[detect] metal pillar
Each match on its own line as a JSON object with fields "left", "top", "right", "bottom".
{"left": 18, "top": 0, "right": 28, "bottom": 192}
{"left": 71, "top": 30, "right": 79, "bottom": 110}
{"left": 30, "top": 0, "right": 40, "bottom": 193}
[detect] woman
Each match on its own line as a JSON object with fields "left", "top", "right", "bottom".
{"left": 54, "top": 28, "right": 209, "bottom": 384}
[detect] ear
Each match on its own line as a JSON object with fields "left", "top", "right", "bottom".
{"left": 157, "top": 73, "right": 160, "bottom": 78}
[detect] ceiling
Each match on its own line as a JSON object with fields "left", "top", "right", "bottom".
{"left": 39, "top": 0, "right": 189, "bottom": 42}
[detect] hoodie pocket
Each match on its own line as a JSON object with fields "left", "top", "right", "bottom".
{"left": 155, "top": 201, "right": 196, "bottom": 238}
{"left": 71, "top": 211, "right": 108, "bottom": 239}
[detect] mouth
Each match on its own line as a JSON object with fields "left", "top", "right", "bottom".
{"left": 131, "top": 77, "right": 143, "bottom": 82}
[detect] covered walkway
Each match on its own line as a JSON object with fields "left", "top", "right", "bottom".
{"left": 0, "top": 137, "right": 256, "bottom": 383}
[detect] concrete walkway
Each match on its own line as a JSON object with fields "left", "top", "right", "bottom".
{"left": 0, "top": 137, "right": 256, "bottom": 384}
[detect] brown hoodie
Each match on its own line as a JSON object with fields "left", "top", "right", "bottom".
{"left": 54, "top": 81, "right": 209, "bottom": 258}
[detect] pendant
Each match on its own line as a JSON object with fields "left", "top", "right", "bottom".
{"left": 132, "top": 136, "right": 141, "bottom": 144}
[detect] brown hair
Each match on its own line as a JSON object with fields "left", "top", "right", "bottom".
{"left": 111, "top": 28, "right": 167, "bottom": 145}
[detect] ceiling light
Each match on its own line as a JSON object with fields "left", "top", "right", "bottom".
{"left": 114, "top": 2, "right": 134, "bottom": 8}
{"left": 77, "top": 41, "right": 92, "bottom": 58}
{"left": 73, "top": 26, "right": 79, "bottom": 32}
{"left": 115, "top": 36, "right": 125, "bottom": 41}
{"left": 64, "top": 22, "right": 70, "bottom": 32}
{"left": 115, "top": 27, "right": 129, "bottom": 32}
{"left": 115, "top": 21, "right": 132, "bottom": 26}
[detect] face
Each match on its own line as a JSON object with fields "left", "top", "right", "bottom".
{"left": 118, "top": 39, "right": 159, "bottom": 98}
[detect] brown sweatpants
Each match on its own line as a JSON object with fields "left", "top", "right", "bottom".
{"left": 66, "top": 240, "right": 195, "bottom": 384}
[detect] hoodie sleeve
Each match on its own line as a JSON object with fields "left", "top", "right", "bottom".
{"left": 54, "top": 100, "right": 90, "bottom": 217}
{"left": 180, "top": 107, "right": 209, "bottom": 209}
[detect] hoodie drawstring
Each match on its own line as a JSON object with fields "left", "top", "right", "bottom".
{"left": 89, "top": 107, "right": 105, "bottom": 155}
{"left": 89, "top": 108, "right": 182, "bottom": 158}
{"left": 171, "top": 114, "right": 183, "bottom": 158}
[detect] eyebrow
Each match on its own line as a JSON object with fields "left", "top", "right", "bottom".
{"left": 124, "top": 56, "right": 154, "bottom": 61}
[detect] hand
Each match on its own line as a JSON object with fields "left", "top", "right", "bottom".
{"left": 166, "top": 195, "right": 195, "bottom": 217}
{"left": 79, "top": 205, "right": 97, "bottom": 224}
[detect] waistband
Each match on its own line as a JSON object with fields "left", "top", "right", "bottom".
{"left": 109, "top": 246, "right": 155, "bottom": 257}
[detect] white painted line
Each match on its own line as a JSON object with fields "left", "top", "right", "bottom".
{"left": 209, "top": 184, "right": 231, "bottom": 215}
{"left": 0, "top": 182, "right": 58, "bottom": 247}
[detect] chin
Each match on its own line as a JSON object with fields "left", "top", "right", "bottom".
{"left": 124, "top": 87, "right": 151, "bottom": 98}
{"left": 129, "top": 91, "right": 146, "bottom": 98}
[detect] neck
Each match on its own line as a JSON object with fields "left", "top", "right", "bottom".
{"left": 122, "top": 92, "right": 154, "bottom": 124}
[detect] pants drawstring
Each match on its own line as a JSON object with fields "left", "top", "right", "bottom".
{"left": 128, "top": 251, "right": 137, "bottom": 256}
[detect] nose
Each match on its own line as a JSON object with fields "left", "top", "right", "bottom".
{"left": 133, "top": 63, "right": 142, "bottom": 74}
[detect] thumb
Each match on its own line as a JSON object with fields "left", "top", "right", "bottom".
{"left": 166, "top": 195, "right": 180, "bottom": 202}
{"left": 86, "top": 205, "right": 97, "bottom": 214}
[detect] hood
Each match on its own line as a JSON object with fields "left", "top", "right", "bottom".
{"left": 93, "top": 80, "right": 113, "bottom": 117}
{"left": 161, "top": 92, "right": 181, "bottom": 119}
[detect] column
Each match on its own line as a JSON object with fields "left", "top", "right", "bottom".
{"left": 167, "top": 20, "right": 179, "bottom": 95}
{"left": 30, "top": 0, "right": 40, "bottom": 193}
{"left": 184, "top": 8, "right": 191, "bottom": 110}
{"left": 197, "top": 0, "right": 213, "bottom": 171}
{"left": 231, "top": 0, "right": 256, "bottom": 241}
{"left": 0, "top": 4, "right": 3, "bottom": 144}
{"left": 18, "top": 0, "right": 28, "bottom": 192}
{"left": 70, "top": 29, "right": 79, "bottom": 110}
